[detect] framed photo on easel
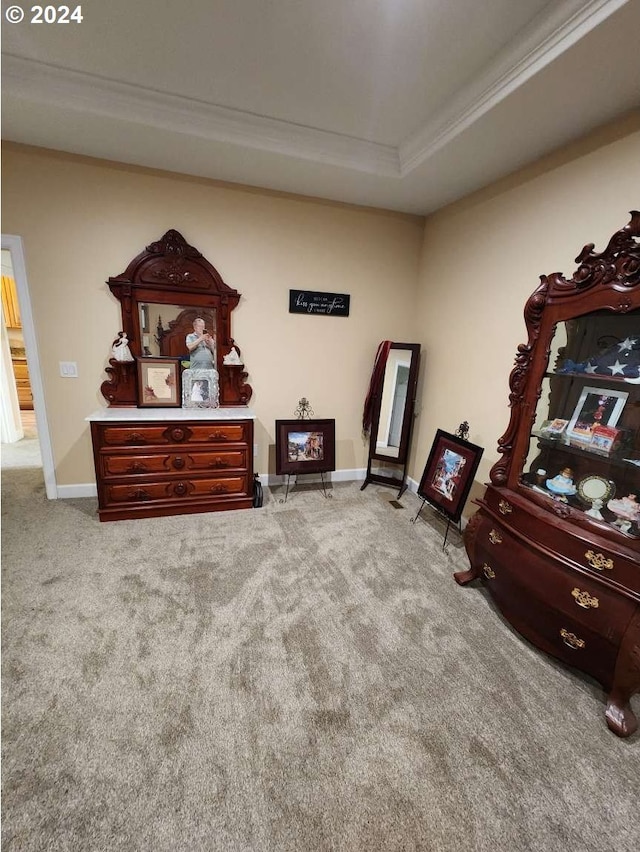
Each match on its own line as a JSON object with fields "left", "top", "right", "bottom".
{"left": 275, "top": 419, "right": 336, "bottom": 476}
{"left": 417, "top": 429, "right": 484, "bottom": 523}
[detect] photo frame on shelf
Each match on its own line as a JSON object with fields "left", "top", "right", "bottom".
{"left": 540, "top": 418, "right": 569, "bottom": 437}
{"left": 275, "top": 419, "right": 336, "bottom": 476}
{"left": 136, "top": 357, "right": 181, "bottom": 408}
{"left": 418, "top": 429, "right": 484, "bottom": 522}
{"left": 567, "top": 386, "right": 628, "bottom": 443}
{"left": 182, "top": 369, "right": 220, "bottom": 409}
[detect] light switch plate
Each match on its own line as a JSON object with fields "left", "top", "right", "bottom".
{"left": 59, "top": 361, "right": 78, "bottom": 377}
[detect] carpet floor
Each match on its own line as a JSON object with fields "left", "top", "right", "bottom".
{"left": 1, "top": 468, "right": 638, "bottom": 851}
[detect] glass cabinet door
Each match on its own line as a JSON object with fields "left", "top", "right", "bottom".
{"left": 520, "top": 309, "right": 640, "bottom": 539}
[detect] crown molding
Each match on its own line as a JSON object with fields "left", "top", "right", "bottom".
{"left": 1, "top": 54, "right": 400, "bottom": 177}
{"left": 2, "top": 0, "right": 628, "bottom": 181}
{"left": 399, "top": 0, "right": 630, "bottom": 174}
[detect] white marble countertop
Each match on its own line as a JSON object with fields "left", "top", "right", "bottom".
{"left": 86, "top": 407, "right": 256, "bottom": 422}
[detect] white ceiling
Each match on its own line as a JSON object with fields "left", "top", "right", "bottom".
{"left": 2, "top": 0, "right": 639, "bottom": 215}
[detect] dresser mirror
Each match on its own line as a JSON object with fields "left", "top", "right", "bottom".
{"left": 131, "top": 300, "right": 220, "bottom": 368}
{"left": 138, "top": 303, "right": 217, "bottom": 359}
{"left": 361, "top": 342, "right": 420, "bottom": 496}
{"left": 101, "top": 229, "right": 251, "bottom": 407}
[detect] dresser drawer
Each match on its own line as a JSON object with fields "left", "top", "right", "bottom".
{"left": 103, "top": 474, "right": 250, "bottom": 506}
{"left": 481, "top": 490, "right": 640, "bottom": 593}
{"left": 475, "top": 516, "right": 636, "bottom": 643}
{"left": 490, "top": 578, "right": 620, "bottom": 689}
{"left": 101, "top": 448, "right": 248, "bottom": 477}
{"left": 99, "top": 421, "right": 250, "bottom": 447}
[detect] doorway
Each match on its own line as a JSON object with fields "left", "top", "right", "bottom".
{"left": 1, "top": 235, "right": 56, "bottom": 497}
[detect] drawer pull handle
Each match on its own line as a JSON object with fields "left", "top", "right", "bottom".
{"left": 173, "top": 482, "right": 188, "bottom": 497}
{"left": 209, "top": 457, "right": 228, "bottom": 468}
{"left": 488, "top": 529, "right": 503, "bottom": 545}
{"left": 560, "top": 628, "right": 585, "bottom": 650}
{"left": 130, "top": 488, "right": 151, "bottom": 501}
{"left": 170, "top": 428, "right": 187, "bottom": 442}
{"left": 125, "top": 432, "right": 146, "bottom": 444}
{"left": 498, "top": 500, "right": 512, "bottom": 515}
{"left": 571, "top": 588, "right": 599, "bottom": 609}
{"left": 172, "top": 457, "right": 185, "bottom": 470}
{"left": 584, "top": 550, "right": 614, "bottom": 572}
{"left": 482, "top": 563, "right": 496, "bottom": 579}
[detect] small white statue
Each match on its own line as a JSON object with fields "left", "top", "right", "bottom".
{"left": 585, "top": 498, "right": 604, "bottom": 520}
{"left": 111, "top": 331, "right": 133, "bottom": 362}
{"left": 223, "top": 345, "right": 243, "bottom": 366}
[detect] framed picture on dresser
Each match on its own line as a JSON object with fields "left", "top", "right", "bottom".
{"left": 136, "top": 357, "right": 182, "bottom": 407}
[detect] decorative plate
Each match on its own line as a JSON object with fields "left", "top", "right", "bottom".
{"left": 576, "top": 474, "right": 615, "bottom": 505}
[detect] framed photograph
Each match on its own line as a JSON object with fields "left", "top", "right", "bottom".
{"left": 136, "top": 357, "right": 181, "bottom": 407}
{"left": 275, "top": 419, "right": 336, "bottom": 476}
{"left": 541, "top": 418, "right": 569, "bottom": 437}
{"left": 567, "top": 386, "right": 628, "bottom": 442}
{"left": 182, "top": 369, "right": 220, "bottom": 409}
{"left": 418, "top": 429, "right": 484, "bottom": 522}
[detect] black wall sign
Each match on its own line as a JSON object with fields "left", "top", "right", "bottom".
{"left": 289, "top": 289, "right": 350, "bottom": 317}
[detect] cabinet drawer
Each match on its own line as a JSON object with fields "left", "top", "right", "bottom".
{"left": 491, "top": 577, "right": 620, "bottom": 688}
{"left": 99, "top": 421, "right": 250, "bottom": 447}
{"left": 101, "top": 448, "right": 248, "bottom": 477}
{"left": 475, "top": 517, "right": 636, "bottom": 643}
{"left": 103, "top": 474, "right": 250, "bottom": 506}
{"left": 482, "top": 489, "right": 639, "bottom": 592}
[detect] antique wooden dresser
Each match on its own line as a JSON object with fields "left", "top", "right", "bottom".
{"left": 90, "top": 230, "right": 255, "bottom": 521}
{"left": 88, "top": 408, "right": 255, "bottom": 521}
{"left": 455, "top": 212, "right": 640, "bottom": 737}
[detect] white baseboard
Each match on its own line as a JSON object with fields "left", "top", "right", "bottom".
{"left": 262, "top": 468, "right": 366, "bottom": 488}
{"left": 56, "top": 483, "right": 97, "bottom": 499}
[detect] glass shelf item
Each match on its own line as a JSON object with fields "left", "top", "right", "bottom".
{"left": 520, "top": 309, "right": 640, "bottom": 538}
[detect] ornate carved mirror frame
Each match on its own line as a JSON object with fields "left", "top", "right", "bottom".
{"left": 100, "top": 230, "right": 252, "bottom": 407}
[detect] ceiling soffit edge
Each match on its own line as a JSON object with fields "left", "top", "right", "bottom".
{"left": 1, "top": 0, "right": 628, "bottom": 180}
{"left": 1, "top": 54, "right": 400, "bottom": 177}
{"left": 399, "top": 0, "right": 630, "bottom": 174}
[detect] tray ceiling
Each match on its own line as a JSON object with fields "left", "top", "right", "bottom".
{"left": 2, "top": 0, "right": 639, "bottom": 214}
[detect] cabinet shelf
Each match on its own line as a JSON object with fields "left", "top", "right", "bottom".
{"left": 544, "top": 371, "right": 635, "bottom": 386}
{"left": 529, "top": 432, "right": 639, "bottom": 472}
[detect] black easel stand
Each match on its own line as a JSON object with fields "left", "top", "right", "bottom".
{"left": 282, "top": 471, "right": 331, "bottom": 503}
{"left": 410, "top": 497, "right": 461, "bottom": 550}
{"left": 360, "top": 468, "right": 408, "bottom": 499}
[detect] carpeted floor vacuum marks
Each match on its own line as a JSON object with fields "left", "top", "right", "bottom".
{"left": 1, "top": 470, "right": 639, "bottom": 852}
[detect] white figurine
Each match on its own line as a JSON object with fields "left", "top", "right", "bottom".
{"left": 223, "top": 345, "right": 243, "bottom": 366}
{"left": 585, "top": 498, "right": 604, "bottom": 520}
{"left": 111, "top": 331, "right": 133, "bottom": 362}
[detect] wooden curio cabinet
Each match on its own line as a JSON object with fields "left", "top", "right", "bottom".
{"left": 456, "top": 212, "right": 640, "bottom": 737}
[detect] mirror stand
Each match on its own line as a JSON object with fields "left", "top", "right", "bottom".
{"left": 360, "top": 342, "right": 420, "bottom": 498}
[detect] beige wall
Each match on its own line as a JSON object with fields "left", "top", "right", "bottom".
{"left": 1, "top": 144, "right": 424, "bottom": 486}
{"left": 410, "top": 112, "right": 640, "bottom": 516}
{"left": 2, "top": 111, "right": 638, "bottom": 501}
